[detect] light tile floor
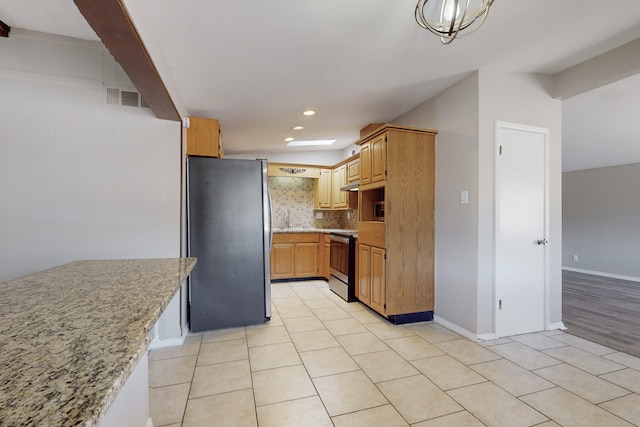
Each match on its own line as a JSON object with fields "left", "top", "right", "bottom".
{"left": 148, "top": 280, "right": 640, "bottom": 427}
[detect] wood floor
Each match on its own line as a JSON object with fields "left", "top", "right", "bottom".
{"left": 563, "top": 269, "right": 640, "bottom": 357}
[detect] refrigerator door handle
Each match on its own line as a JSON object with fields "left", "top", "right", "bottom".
{"left": 186, "top": 159, "right": 192, "bottom": 306}
{"left": 261, "top": 159, "right": 272, "bottom": 321}
{"left": 268, "top": 187, "right": 273, "bottom": 251}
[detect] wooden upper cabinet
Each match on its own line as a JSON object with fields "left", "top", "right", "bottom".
{"left": 332, "top": 164, "right": 348, "bottom": 208}
{"left": 347, "top": 158, "right": 360, "bottom": 183}
{"left": 186, "top": 117, "right": 224, "bottom": 158}
{"left": 358, "top": 135, "right": 384, "bottom": 185}
{"left": 316, "top": 169, "right": 332, "bottom": 209}
{"left": 316, "top": 160, "right": 358, "bottom": 210}
{"left": 371, "top": 134, "right": 386, "bottom": 183}
{"left": 360, "top": 142, "right": 371, "bottom": 185}
{"left": 218, "top": 133, "right": 224, "bottom": 158}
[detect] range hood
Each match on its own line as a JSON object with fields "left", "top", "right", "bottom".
{"left": 340, "top": 181, "right": 360, "bottom": 191}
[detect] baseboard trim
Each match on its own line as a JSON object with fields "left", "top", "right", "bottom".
{"left": 563, "top": 267, "right": 640, "bottom": 283}
{"left": 548, "top": 321, "right": 567, "bottom": 331}
{"left": 433, "top": 315, "right": 478, "bottom": 341}
{"left": 432, "top": 318, "right": 567, "bottom": 342}
{"left": 148, "top": 334, "right": 187, "bottom": 350}
{"left": 477, "top": 333, "right": 498, "bottom": 341}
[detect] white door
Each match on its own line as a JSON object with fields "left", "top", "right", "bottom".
{"left": 495, "top": 121, "right": 549, "bottom": 338}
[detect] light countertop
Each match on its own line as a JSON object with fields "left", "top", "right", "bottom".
{"left": 273, "top": 228, "right": 357, "bottom": 237}
{"left": 0, "top": 258, "right": 196, "bottom": 427}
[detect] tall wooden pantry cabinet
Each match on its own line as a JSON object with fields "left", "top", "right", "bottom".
{"left": 357, "top": 124, "right": 437, "bottom": 324}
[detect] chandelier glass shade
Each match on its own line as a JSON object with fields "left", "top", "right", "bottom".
{"left": 415, "top": 0, "right": 494, "bottom": 44}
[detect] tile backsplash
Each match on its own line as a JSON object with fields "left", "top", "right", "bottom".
{"left": 269, "top": 177, "right": 358, "bottom": 230}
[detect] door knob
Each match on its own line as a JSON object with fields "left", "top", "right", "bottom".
{"left": 536, "top": 239, "right": 548, "bottom": 245}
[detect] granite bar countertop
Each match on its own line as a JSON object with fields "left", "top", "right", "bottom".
{"left": 0, "top": 258, "right": 196, "bottom": 427}
{"left": 273, "top": 227, "right": 357, "bottom": 237}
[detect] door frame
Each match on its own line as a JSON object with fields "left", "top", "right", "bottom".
{"left": 493, "top": 120, "right": 551, "bottom": 338}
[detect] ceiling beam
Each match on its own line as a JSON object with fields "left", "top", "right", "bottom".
{"left": 0, "top": 20, "right": 10, "bottom": 37}
{"left": 552, "top": 38, "right": 640, "bottom": 100}
{"left": 73, "top": 0, "right": 180, "bottom": 121}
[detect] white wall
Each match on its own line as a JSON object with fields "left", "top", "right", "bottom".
{"left": 393, "top": 73, "right": 480, "bottom": 335}
{"left": 392, "top": 70, "right": 563, "bottom": 337}
{"left": 0, "top": 30, "right": 181, "bottom": 282}
{"left": 478, "top": 70, "right": 563, "bottom": 333}
{"left": 342, "top": 143, "right": 360, "bottom": 158}
{"left": 563, "top": 163, "right": 640, "bottom": 279}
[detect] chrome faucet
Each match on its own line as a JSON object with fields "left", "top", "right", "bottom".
{"left": 284, "top": 208, "right": 291, "bottom": 229}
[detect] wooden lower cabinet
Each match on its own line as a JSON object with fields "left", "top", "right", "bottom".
{"left": 358, "top": 243, "right": 385, "bottom": 315}
{"left": 322, "top": 235, "right": 331, "bottom": 279}
{"left": 294, "top": 243, "right": 318, "bottom": 277}
{"left": 358, "top": 243, "right": 371, "bottom": 305}
{"left": 369, "top": 246, "right": 386, "bottom": 314}
{"left": 270, "top": 243, "right": 295, "bottom": 279}
{"left": 270, "top": 233, "right": 326, "bottom": 280}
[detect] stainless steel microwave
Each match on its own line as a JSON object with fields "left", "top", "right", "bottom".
{"left": 373, "top": 201, "right": 384, "bottom": 221}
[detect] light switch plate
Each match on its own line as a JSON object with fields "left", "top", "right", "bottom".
{"left": 460, "top": 190, "right": 469, "bottom": 204}
{"left": 315, "top": 211, "right": 323, "bottom": 219}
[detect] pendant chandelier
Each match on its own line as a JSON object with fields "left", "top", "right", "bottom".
{"left": 415, "top": 0, "right": 494, "bottom": 45}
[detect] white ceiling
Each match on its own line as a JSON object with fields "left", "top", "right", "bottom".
{"left": 0, "top": 0, "right": 100, "bottom": 42}
{"left": 3, "top": 0, "right": 640, "bottom": 170}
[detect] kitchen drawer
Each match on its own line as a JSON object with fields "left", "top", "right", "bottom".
{"left": 272, "top": 232, "right": 319, "bottom": 244}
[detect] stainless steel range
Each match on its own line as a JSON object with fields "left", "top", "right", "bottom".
{"left": 329, "top": 233, "right": 356, "bottom": 301}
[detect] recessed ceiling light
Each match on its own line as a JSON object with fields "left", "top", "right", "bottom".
{"left": 284, "top": 137, "right": 295, "bottom": 142}
{"left": 287, "top": 139, "right": 336, "bottom": 147}
{"left": 292, "top": 125, "right": 304, "bottom": 131}
{"left": 302, "top": 110, "right": 315, "bottom": 116}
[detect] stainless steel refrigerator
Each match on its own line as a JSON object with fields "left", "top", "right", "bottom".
{"left": 187, "top": 157, "right": 271, "bottom": 332}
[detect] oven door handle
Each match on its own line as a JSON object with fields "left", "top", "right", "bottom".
{"left": 330, "top": 234, "right": 350, "bottom": 244}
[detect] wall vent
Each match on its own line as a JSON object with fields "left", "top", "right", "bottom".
{"left": 105, "top": 87, "right": 150, "bottom": 109}
{"left": 106, "top": 87, "right": 120, "bottom": 105}
{"left": 121, "top": 90, "right": 139, "bottom": 107}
